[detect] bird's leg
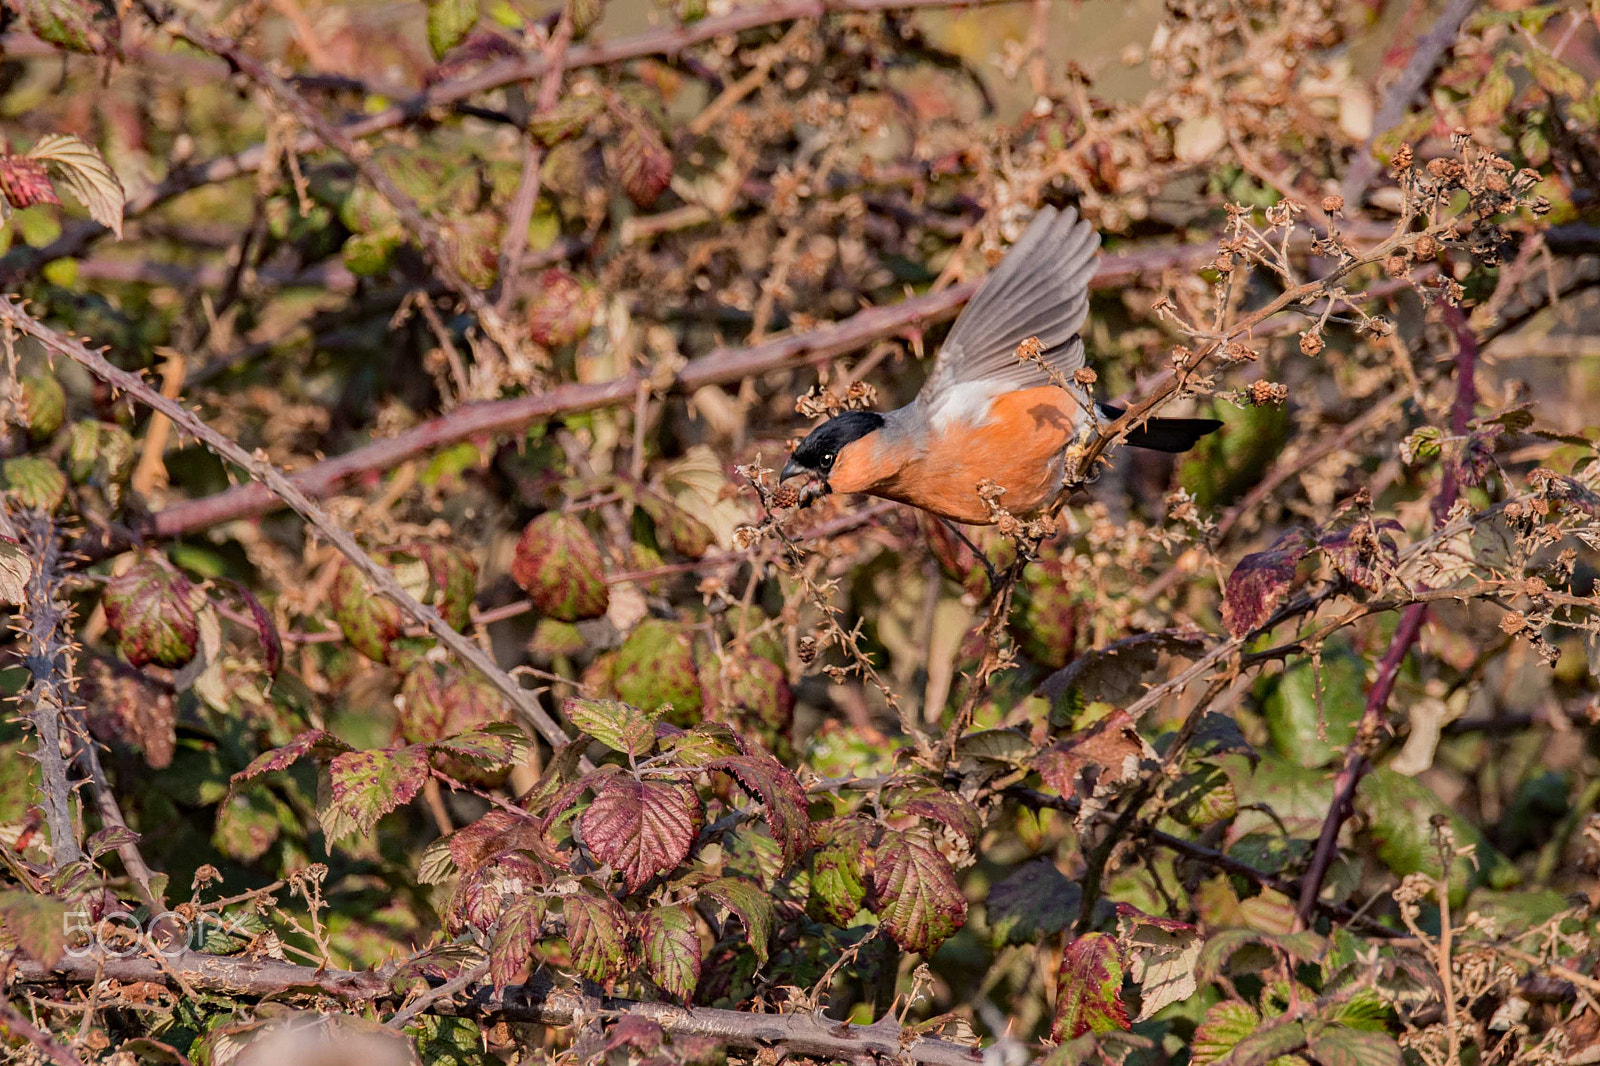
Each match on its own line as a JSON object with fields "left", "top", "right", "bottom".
{"left": 940, "top": 518, "right": 1001, "bottom": 591}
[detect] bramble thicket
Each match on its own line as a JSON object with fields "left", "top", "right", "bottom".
{"left": 0, "top": 0, "right": 1598, "bottom": 1063}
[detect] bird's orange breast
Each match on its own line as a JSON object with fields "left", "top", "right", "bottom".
{"left": 833, "top": 387, "right": 1081, "bottom": 524}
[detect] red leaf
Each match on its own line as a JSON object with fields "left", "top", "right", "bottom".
{"left": 579, "top": 777, "right": 701, "bottom": 892}
{"left": 321, "top": 746, "right": 431, "bottom": 840}
{"left": 448, "top": 809, "right": 547, "bottom": 873}
{"left": 1317, "top": 519, "right": 1401, "bottom": 593}
{"left": 231, "top": 730, "right": 353, "bottom": 789}
{"left": 1221, "top": 528, "right": 1314, "bottom": 637}
{"left": 871, "top": 830, "right": 967, "bottom": 954}
{"left": 615, "top": 121, "right": 672, "bottom": 208}
{"left": 890, "top": 788, "right": 983, "bottom": 851}
{"left": 220, "top": 581, "right": 282, "bottom": 676}
{"left": 1033, "top": 710, "right": 1152, "bottom": 804}
{"left": 710, "top": 744, "right": 810, "bottom": 869}
{"left": 1053, "top": 932, "right": 1130, "bottom": 1041}
{"left": 606, "top": 1015, "right": 666, "bottom": 1053}
{"left": 0, "top": 157, "right": 59, "bottom": 209}
{"left": 524, "top": 269, "right": 601, "bottom": 348}
{"left": 489, "top": 894, "right": 546, "bottom": 992}
{"left": 103, "top": 558, "right": 200, "bottom": 669}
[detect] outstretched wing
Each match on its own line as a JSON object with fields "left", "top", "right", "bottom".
{"left": 918, "top": 206, "right": 1101, "bottom": 426}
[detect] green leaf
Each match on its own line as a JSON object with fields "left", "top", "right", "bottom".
{"left": 427, "top": 0, "right": 479, "bottom": 59}
{"left": 985, "top": 859, "right": 1080, "bottom": 946}
{"left": 19, "top": 370, "right": 64, "bottom": 442}
{"left": 232, "top": 729, "right": 354, "bottom": 789}
{"left": 319, "top": 746, "right": 431, "bottom": 842}
{"left": 3, "top": 457, "right": 67, "bottom": 513}
{"left": 638, "top": 903, "right": 701, "bottom": 1002}
{"left": 1261, "top": 644, "right": 1363, "bottom": 769}
{"left": 490, "top": 895, "right": 546, "bottom": 992}
{"left": 512, "top": 513, "right": 610, "bottom": 621}
{"left": 1052, "top": 932, "right": 1129, "bottom": 1041}
{"left": 1357, "top": 768, "right": 1517, "bottom": 905}
{"left": 872, "top": 830, "right": 967, "bottom": 954}
{"left": 528, "top": 95, "right": 607, "bottom": 147}
{"left": 0, "top": 890, "right": 67, "bottom": 966}
{"left": 562, "top": 698, "right": 661, "bottom": 757}
{"left": 615, "top": 620, "right": 703, "bottom": 722}
{"left": 700, "top": 877, "right": 775, "bottom": 963}
{"left": 809, "top": 817, "right": 874, "bottom": 926}
{"left": 579, "top": 777, "right": 701, "bottom": 893}
{"left": 564, "top": 891, "right": 629, "bottom": 984}
{"left": 1197, "top": 927, "right": 1324, "bottom": 985}
{"left": 27, "top": 133, "right": 124, "bottom": 238}
{"left": 1524, "top": 48, "right": 1587, "bottom": 99}
{"left": 1203, "top": 1009, "right": 1307, "bottom": 1065}
{"left": 1193, "top": 1000, "right": 1259, "bottom": 1066}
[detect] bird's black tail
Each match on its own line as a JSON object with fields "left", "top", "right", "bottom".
{"left": 1094, "top": 404, "right": 1224, "bottom": 454}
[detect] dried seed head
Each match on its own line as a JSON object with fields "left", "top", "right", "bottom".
{"left": 797, "top": 635, "right": 818, "bottom": 663}
{"left": 772, "top": 485, "right": 800, "bottom": 508}
{"left": 1412, "top": 234, "right": 1437, "bottom": 258}
{"left": 1384, "top": 254, "right": 1409, "bottom": 277}
{"left": 1073, "top": 367, "right": 1098, "bottom": 386}
{"left": 1321, "top": 195, "right": 1344, "bottom": 214}
{"left": 1499, "top": 611, "right": 1526, "bottom": 635}
{"left": 1390, "top": 143, "right": 1414, "bottom": 173}
{"left": 1298, "top": 331, "right": 1325, "bottom": 357}
{"left": 1247, "top": 380, "right": 1289, "bottom": 406}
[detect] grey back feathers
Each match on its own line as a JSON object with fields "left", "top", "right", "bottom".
{"left": 915, "top": 206, "right": 1100, "bottom": 428}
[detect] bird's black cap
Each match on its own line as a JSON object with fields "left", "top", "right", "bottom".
{"left": 781, "top": 411, "right": 885, "bottom": 483}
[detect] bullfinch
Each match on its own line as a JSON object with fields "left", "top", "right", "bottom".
{"left": 780, "top": 206, "right": 1223, "bottom": 524}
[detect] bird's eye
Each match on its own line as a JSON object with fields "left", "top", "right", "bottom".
{"left": 822, "top": 452, "right": 835, "bottom": 464}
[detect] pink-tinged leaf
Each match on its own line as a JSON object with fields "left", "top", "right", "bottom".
{"left": 1317, "top": 519, "right": 1401, "bottom": 593}
{"left": 103, "top": 558, "right": 200, "bottom": 669}
{"left": 1191, "top": 1000, "right": 1261, "bottom": 1066}
{"left": 231, "top": 730, "right": 353, "bottom": 789}
{"left": 614, "top": 120, "right": 673, "bottom": 208}
{"left": 809, "top": 817, "right": 875, "bottom": 926}
{"left": 0, "top": 157, "right": 59, "bottom": 208}
{"left": 871, "top": 830, "right": 967, "bottom": 954}
{"left": 700, "top": 877, "right": 775, "bottom": 963}
{"left": 638, "top": 903, "right": 701, "bottom": 1003}
{"left": 431, "top": 723, "right": 529, "bottom": 773}
{"left": 402, "top": 663, "right": 507, "bottom": 744}
{"left": 1221, "top": 528, "right": 1314, "bottom": 637}
{"left": 404, "top": 542, "right": 478, "bottom": 632}
{"left": 329, "top": 558, "right": 405, "bottom": 663}
{"left": 447, "top": 852, "right": 547, "bottom": 935}
{"left": 564, "top": 891, "right": 630, "bottom": 984}
{"left": 1532, "top": 469, "right": 1600, "bottom": 515}
{"left": 889, "top": 789, "right": 983, "bottom": 851}
{"left": 524, "top": 269, "right": 601, "bottom": 348}
{"left": 511, "top": 513, "right": 609, "bottom": 621}
{"left": 489, "top": 894, "right": 546, "bottom": 992}
{"left": 538, "top": 764, "right": 622, "bottom": 839}
{"left": 222, "top": 582, "right": 282, "bottom": 677}
{"left": 1052, "top": 932, "right": 1130, "bottom": 1041}
{"left": 710, "top": 745, "right": 810, "bottom": 869}
{"left": 1304, "top": 1026, "right": 1403, "bottom": 1066}
{"left": 319, "top": 746, "right": 431, "bottom": 842}
{"left": 605, "top": 1015, "right": 666, "bottom": 1054}
{"left": 10, "top": 0, "right": 118, "bottom": 58}
{"left": 634, "top": 487, "right": 714, "bottom": 558}
{"left": 1034, "top": 710, "right": 1153, "bottom": 806}
{"left": 579, "top": 777, "right": 700, "bottom": 893}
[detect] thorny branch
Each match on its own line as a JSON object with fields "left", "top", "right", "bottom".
{"left": 17, "top": 513, "right": 83, "bottom": 869}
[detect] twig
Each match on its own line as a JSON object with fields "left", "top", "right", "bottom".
{"left": 70, "top": 735, "right": 165, "bottom": 909}
{"left": 1294, "top": 307, "right": 1479, "bottom": 929}
{"left": 0, "top": 296, "right": 574, "bottom": 755}
{"left": 496, "top": 15, "right": 573, "bottom": 316}
{"left": 17, "top": 514, "right": 84, "bottom": 869}
{"left": 12, "top": 951, "right": 985, "bottom": 1066}
{"left": 386, "top": 959, "right": 488, "bottom": 1029}
{"left": 0, "top": 998, "right": 89, "bottom": 1066}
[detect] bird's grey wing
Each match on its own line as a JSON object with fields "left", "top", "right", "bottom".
{"left": 917, "top": 206, "right": 1101, "bottom": 425}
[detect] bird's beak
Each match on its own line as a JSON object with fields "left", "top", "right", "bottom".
{"left": 780, "top": 457, "right": 807, "bottom": 483}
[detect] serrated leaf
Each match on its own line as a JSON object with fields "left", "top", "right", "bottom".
{"left": 1213, "top": 1019, "right": 1307, "bottom": 1065}
{"left": 319, "top": 746, "right": 431, "bottom": 841}
{"left": 709, "top": 747, "right": 810, "bottom": 869}
{"left": 1262, "top": 644, "right": 1363, "bottom": 770}
{"left": 580, "top": 777, "right": 700, "bottom": 892}
{"left": 1303, "top": 1025, "right": 1401, "bottom": 1066}
{"left": 0, "top": 890, "right": 67, "bottom": 966}
{"left": 27, "top": 133, "right": 124, "bottom": 238}
{"left": 427, "top": 0, "right": 479, "bottom": 59}
{"left": 1034, "top": 710, "right": 1153, "bottom": 824}
{"left": 10, "top": 0, "right": 117, "bottom": 55}
{"left": 1116, "top": 904, "right": 1201, "bottom": 1021}
{"left": 1466, "top": 59, "right": 1516, "bottom": 129}
{"left": 1039, "top": 630, "right": 1205, "bottom": 707}
{"left": 490, "top": 895, "right": 546, "bottom": 991}
{"left": 635, "top": 487, "right": 715, "bottom": 558}
{"left": 985, "top": 859, "right": 1080, "bottom": 945}
{"left": 888, "top": 789, "right": 982, "bottom": 851}
{"left": 565, "top": 891, "right": 629, "bottom": 984}
{"left": 1053, "top": 932, "right": 1129, "bottom": 1041}
{"left": 1222, "top": 529, "right": 1312, "bottom": 637}
{"left": 431, "top": 723, "right": 530, "bottom": 773}
{"left": 103, "top": 558, "right": 201, "bottom": 669}
{"left": 872, "top": 830, "right": 966, "bottom": 954}
{"left": 512, "top": 512, "right": 609, "bottom": 621}
{"left": 528, "top": 95, "right": 606, "bottom": 146}
{"left": 562, "top": 698, "right": 660, "bottom": 757}
{"left": 1193, "top": 1001, "right": 1258, "bottom": 1065}
{"left": 638, "top": 902, "right": 700, "bottom": 1002}
{"left": 809, "top": 817, "right": 874, "bottom": 926}
{"left": 232, "top": 730, "right": 354, "bottom": 789}
{"left": 1525, "top": 48, "right": 1587, "bottom": 99}
{"left": 700, "top": 877, "right": 775, "bottom": 962}
{"left": 614, "top": 118, "right": 673, "bottom": 208}
{"left": 3, "top": 457, "right": 67, "bottom": 513}
{"left": 1197, "top": 927, "right": 1324, "bottom": 985}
